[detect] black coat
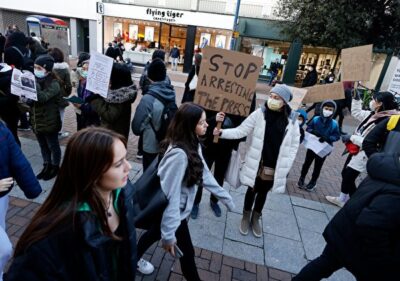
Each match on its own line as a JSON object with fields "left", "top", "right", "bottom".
{"left": 323, "top": 152, "right": 400, "bottom": 280}
{"left": 5, "top": 187, "right": 137, "bottom": 281}
{"left": 302, "top": 70, "right": 318, "bottom": 88}
{"left": 0, "top": 66, "right": 19, "bottom": 141}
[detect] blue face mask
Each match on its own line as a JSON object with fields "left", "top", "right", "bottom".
{"left": 81, "top": 70, "right": 88, "bottom": 78}
{"left": 34, "top": 69, "right": 47, "bottom": 78}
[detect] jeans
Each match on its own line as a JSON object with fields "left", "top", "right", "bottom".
{"left": 194, "top": 142, "right": 232, "bottom": 205}
{"left": 300, "top": 149, "right": 327, "bottom": 183}
{"left": 0, "top": 195, "right": 12, "bottom": 281}
{"left": 341, "top": 155, "right": 360, "bottom": 197}
{"left": 35, "top": 132, "right": 62, "bottom": 166}
{"left": 59, "top": 108, "right": 66, "bottom": 132}
{"left": 244, "top": 177, "right": 273, "bottom": 213}
{"left": 172, "top": 57, "right": 179, "bottom": 71}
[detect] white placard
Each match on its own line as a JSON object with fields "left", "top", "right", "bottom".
{"left": 303, "top": 132, "right": 333, "bottom": 158}
{"left": 11, "top": 68, "right": 37, "bottom": 101}
{"left": 86, "top": 52, "right": 113, "bottom": 98}
{"left": 388, "top": 60, "right": 400, "bottom": 94}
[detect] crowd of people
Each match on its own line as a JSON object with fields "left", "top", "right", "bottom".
{"left": 0, "top": 26, "right": 399, "bottom": 281}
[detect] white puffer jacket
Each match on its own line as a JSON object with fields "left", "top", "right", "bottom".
{"left": 220, "top": 107, "right": 300, "bottom": 193}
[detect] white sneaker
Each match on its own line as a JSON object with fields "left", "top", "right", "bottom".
{"left": 137, "top": 258, "right": 154, "bottom": 275}
{"left": 326, "top": 196, "right": 345, "bottom": 208}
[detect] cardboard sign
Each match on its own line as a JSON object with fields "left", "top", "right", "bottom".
{"left": 388, "top": 60, "right": 400, "bottom": 94}
{"left": 86, "top": 52, "right": 114, "bottom": 98}
{"left": 341, "top": 44, "right": 373, "bottom": 81}
{"left": 286, "top": 86, "right": 308, "bottom": 110}
{"left": 193, "top": 46, "right": 263, "bottom": 116}
{"left": 303, "top": 82, "right": 345, "bottom": 103}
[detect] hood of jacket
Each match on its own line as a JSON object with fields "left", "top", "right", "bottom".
{"left": 105, "top": 84, "right": 138, "bottom": 104}
{"left": 320, "top": 99, "right": 337, "bottom": 122}
{"left": 147, "top": 81, "right": 176, "bottom": 103}
{"left": 367, "top": 152, "right": 400, "bottom": 186}
{"left": 0, "top": 64, "right": 12, "bottom": 92}
{"left": 53, "top": 62, "right": 70, "bottom": 70}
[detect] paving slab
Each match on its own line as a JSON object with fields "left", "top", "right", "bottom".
{"left": 223, "top": 239, "right": 265, "bottom": 265}
{"left": 225, "top": 212, "right": 264, "bottom": 247}
{"left": 290, "top": 195, "right": 324, "bottom": 212}
{"left": 321, "top": 202, "right": 341, "bottom": 220}
{"left": 299, "top": 228, "right": 326, "bottom": 260}
{"left": 294, "top": 206, "right": 329, "bottom": 234}
{"left": 264, "top": 193, "right": 294, "bottom": 215}
{"left": 263, "top": 209, "right": 301, "bottom": 241}
{"left": 264, "top": 234, "right": 308, "bottom": 274}
{"left": 189, "top": 217, "right": 225, "bottom": 253}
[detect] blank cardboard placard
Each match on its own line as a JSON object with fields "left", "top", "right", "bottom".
{"left": 193, "top": 46, "right": 263, "bottom": 117}
{"left": 341, "top": 44, "right": 373, "bottom": 82}
{"left": 286, "top": 86, "right": 308, "bottom": 110}
{"left": 303, "top": 82, "right": 345, "bottom": 103}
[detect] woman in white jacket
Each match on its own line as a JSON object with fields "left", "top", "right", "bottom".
{"left": 326, "top": 90, "right": 400, "bottom": 207}
{"left": 214, "top": 84, "right": 300, "bottom": 238}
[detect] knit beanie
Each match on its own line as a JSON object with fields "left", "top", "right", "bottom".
{"left": 147, "top": 58, "right": 166, "bottom": 82}
{"left": 152, "top": 49, "right": 166, "bottom": 61}
{"left": 270, "top": 84, "right": 292, "bottom": 104}
{"left": 34, "top": 55, "right": 54, "bottom": 72}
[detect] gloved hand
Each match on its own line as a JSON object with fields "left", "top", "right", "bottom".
{"left": 341, "top": 134, "right": 351, "bottom": 143}
{"left": 319, "top": 137, "right": 325, "bottom": 143}
{"left": 312, "top": 130, "right": 322, "bottom": 137}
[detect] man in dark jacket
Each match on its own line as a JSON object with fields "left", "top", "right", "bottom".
{"left": 0, "top": 121, "right": 41, "bottom": 278}
{"left": 293, "top": 151, "right": 400, "bottom": 281}
{"left": 170, "top": 45, "right": 180, "bottom": 71}
{"left": 301, "top": 64, "right": 318, "bottom": 88}
{"left": 132, "top": 59, "right": 176, "bottom": 170}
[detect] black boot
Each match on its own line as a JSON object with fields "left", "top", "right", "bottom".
{"left": 42, "top": 165, "right": 59, "bottom": 181}
{"left": 36, "top": 164, "right": 49, "bottom": 180}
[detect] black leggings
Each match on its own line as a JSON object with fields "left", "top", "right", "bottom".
{"left": 341, "top": 155, "right": 360, "bottom": 197}
{"left": 136, "top": 220, "right": 200, "bottom": 281}
{"left": 244, "top": 177, "right": 273, "bottom": 213}
{"left": 300, "top": 149, "right": 327, "bottom": 182}
{"left": 194, "top": 142, "right": 232, "bottom": 205}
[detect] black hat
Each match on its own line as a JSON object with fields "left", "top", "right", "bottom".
{"left": 34, "top": 54, "right": 54, "bottom": 72}
{"left": 152, "top": 49, "right": 166, "bottom": 61}
{"left": 147, "top": 59, "right": 166, "bottom": 82}
{"left": 77, "top": 52, "right": 90, "bottom": 67}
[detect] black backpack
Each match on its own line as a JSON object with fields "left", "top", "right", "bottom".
{"left": 148, "top": 93, "right": 178, "bottom": 141}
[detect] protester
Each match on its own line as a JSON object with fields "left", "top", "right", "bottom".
{"left": 27, "top": 36, "right": 47, "bottom": 62}
{"left": 48, "top": 47, "right": 72, "bottom": 138}
{"left": 214, "top": 84, "right": 300, "bottom": 237}
{"left": 138, "top": 50, "right": 171, "bottom": 159}
{"left": 71, "top": 53, "right": 100, "bottom": 130}
{"left": 132, "top": 58, "right": 176, "bottom": 170}
{"left": 105, "top": 42, "right": 114, "bottom": 58}
{"left": 268, "top": 58, "right": 281, "bottom": 86}
{"left": 298, "top": 100, "right": 340, "bottom": 191}
{"left": 296, "top": 109, "right": 308, "bottom": 143}
{"left": 301, "top": 64, "right": 318, "bottom": 88}
{"left": 0, "top": 120, "right": 41, "bottom": 281}
{"left": 136, "top": 103, "right": 234, "bottom": 280}
{"left": 0, "top": 63, "right": 20, "bottom": 145}
{"left": 326, "top": 91, "right": 400, "bottom": 207}
{"left": 170, "top": 44, "right": 180, "bottom": 71}
{"left": 30, "top": 54, "right": 62, "bottom": 181}
{"left": 324, "top": 69, "right": 335, "bottom": 84}
{"left": 4, "top": 31, "right": 33, "bottom": 72}
{"left": 89, "top": 63, "right": 137, "bottom": 140}
{"left": 293, "top": 151, "right": 400, "bottom": 281}
{"left": 182, "top": 53, "right": 201, "bottom": 104}
{"left": 5, "top": 127, "right": 137, "bottom": 281}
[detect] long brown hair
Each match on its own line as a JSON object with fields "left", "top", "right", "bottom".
{"left": 160, "top": 103, "right": 204, "bottom": 187}
{"left": 14, "top": 127, "right": 127, "bottom": 256}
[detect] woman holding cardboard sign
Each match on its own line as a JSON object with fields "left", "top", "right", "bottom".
{"left": 214, "top": 84, "right": 300, "bottom": 237}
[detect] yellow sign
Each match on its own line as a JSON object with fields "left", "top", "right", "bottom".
{"left": 233, "top": 31, "right": 240, "bottom": 38}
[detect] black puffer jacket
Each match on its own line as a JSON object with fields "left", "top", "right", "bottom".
{"left": 5, "top": 187, "right": 137, "bottom": 281}
{"left": 323, "top": 152, "right": 400, "bottom": 280}
{"left": 0, "top": 64, "right": 19, "bottom": 141}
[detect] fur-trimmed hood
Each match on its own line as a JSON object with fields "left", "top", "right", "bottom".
{"left": 105, "top": 84, "right": 137, "bottom": 104}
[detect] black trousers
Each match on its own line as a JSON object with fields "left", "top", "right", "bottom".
{"left": 293, "top": 244, "right": 344, "bottom": 281}
{"left": 35, "top": 132, "right": 62, "bottom": 166}
{"left": 300, "top": 149, "right": 327, "bottom": 182}
{"left": 244, "top": 177, "right": 273, "bottom": 213}
{"left": 341, "top": 155, "right": 360, "bottom": 197}
{"left": 136, "top": 220, "right": 201, "bottom": 281}
{"left": 142, "top": 151, "right": 158, "bottom": 171}
{"left": 194, "top": 142, "right": 232, "bottom": 205}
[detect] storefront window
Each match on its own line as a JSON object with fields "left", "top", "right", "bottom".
{"left": 195, "top": 27, "right": 232, "bottom": 50}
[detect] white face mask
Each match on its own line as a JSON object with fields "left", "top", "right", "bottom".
{"left": 34, "top": 69, "right": 47, "bottom": 78}
{"left": 267, "top": 98, "right": 283, "bottom": 111}
{"left": 322, "top": 109, "right": 333, "bottom": 117}
{"left": 369, "top": 100, "right": 376, "bottom": 111}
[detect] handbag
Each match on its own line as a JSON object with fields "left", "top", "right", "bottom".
{"left": 225, "top": 142, "right": 245, "bottom": 189}
{"left": 189, "top": 67, "right": 198, "bottom": 90}
{"left": 258, "top": 166, "right": 275, "bottom": 181}
{"left": 130, "top": 155, "right": 168, "bottom": 230}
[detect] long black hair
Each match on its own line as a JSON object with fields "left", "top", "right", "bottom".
{"left": 160, "top": 103, "right": 204, "bottom": 187}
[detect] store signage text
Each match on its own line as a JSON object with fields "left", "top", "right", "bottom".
{"left": 146, "top": 8, "right": 184, "bottom": 23}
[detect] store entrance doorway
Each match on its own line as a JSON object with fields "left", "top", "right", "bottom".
{"left": 160, "top": 23, "right": 187, "bottom": 70}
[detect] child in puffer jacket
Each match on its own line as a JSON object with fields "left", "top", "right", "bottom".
{"left": 298, "top": 100, "right": 340, "bottom": 191}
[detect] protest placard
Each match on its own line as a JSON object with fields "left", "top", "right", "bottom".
{"left": 86, "top": 52, "right": 113, "bottom": 98}
{"left": 193, "top": 46, "right": 263, "bottom": 117}
{"left": 302, "top": 82, "right": 345, "bottom": 104}
{"left": 388, "top": 60, "right": 400, "bottom": 94}
{"left": 341, "top": 44, "right": 373, "bottom": 82}
{"left": 10, "top": 68, "right": 37, "bottom": 101}
{"left": 286, "top": 86, "right": 308, "bottom": 110}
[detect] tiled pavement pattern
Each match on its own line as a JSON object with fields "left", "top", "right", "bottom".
{"left": 8, "top": 69, "right": 361, "bottom": 280}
